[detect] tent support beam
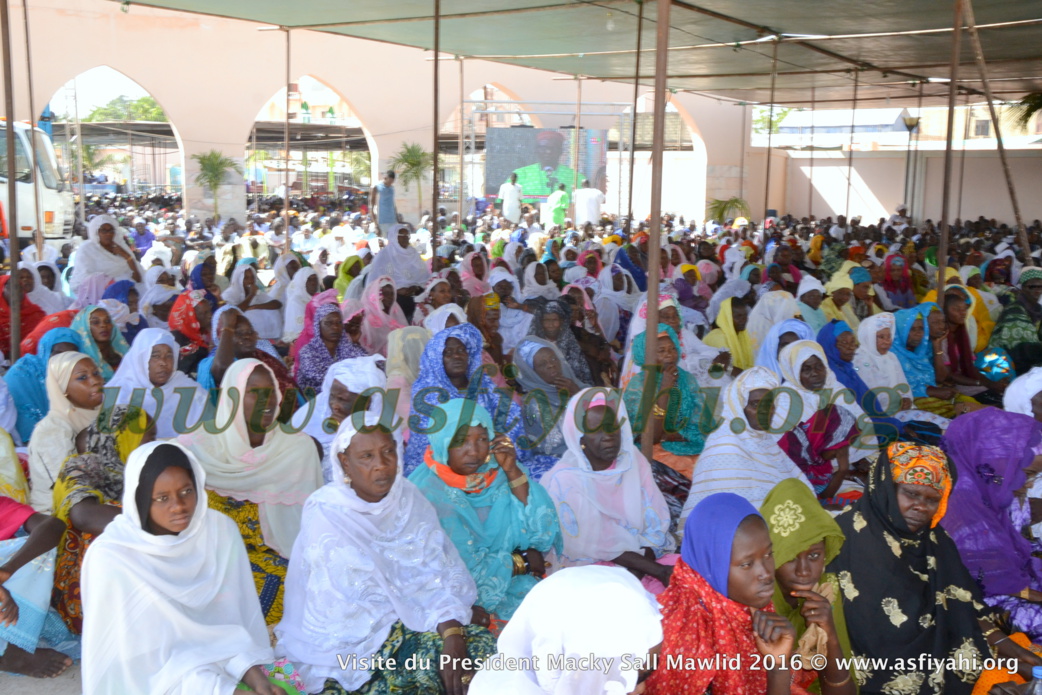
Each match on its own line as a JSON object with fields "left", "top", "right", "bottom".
{"left": 937, "top": 0, "right": 963, "bottom": 292}
{"left": 1, "top": 0, "right": 19, "bottom": 361}
{"left": 640, "top": 0, "right": 670, "bottom": 462}
{"left": 960, "top": 0, "right": 1031, "bottom": 266}
{"left": 627, "top": 0, "right": 644, "bottom": 224}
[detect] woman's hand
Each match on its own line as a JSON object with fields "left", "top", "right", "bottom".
{"left": 900, "top": 397, "right": 913, "bottom": 411}
{"left": 553, "top": 377, "right": 581, "bottom": 397}
{"left": 0, "top": 583, "right": 18, "bottom": 627}
{"left": 925, "top": 385, "right": 956, "bottom": 400}
{"left": 524, "top": 549, "right": 546, "bottom": 576}
{"left": 241, "top": 665, "right": 280, "bottom": 695}
{"left": 712, "top": 352, "right": 732, "bottom": 370}
{"left": 792, "top": 589, "right": 837, "bottom": 635}
{"left": 490, "top": 434, "right": 518, "bottom": 474}
{"left": 660, "top": 364, "right": 679, "bottom": 391}
{"left": 751, "top": 610, "right": 796, "bottom": 661}
{"left": 439, "top": 631, "right": 470, "bottom": 695}
{"left": 470, "top": 605, "right": 491, "bottom": 629}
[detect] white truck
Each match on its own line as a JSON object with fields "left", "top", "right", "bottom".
{"left": 0, "top": 120, "right": 75, "bottom": 241}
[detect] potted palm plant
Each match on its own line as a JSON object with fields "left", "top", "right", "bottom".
{"left": 388, "top": 142, "right": 433, "bottom": 213}
{"left": 191, "top": 149, "right": 243, "bottom": 219}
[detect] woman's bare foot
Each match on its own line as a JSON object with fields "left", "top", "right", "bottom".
{"left": 0, "top": 644, "right": 73, "bottom": 678}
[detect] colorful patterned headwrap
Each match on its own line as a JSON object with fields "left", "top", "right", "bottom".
{"left": 888, "top": 441, "right": 952, "bottom": 527}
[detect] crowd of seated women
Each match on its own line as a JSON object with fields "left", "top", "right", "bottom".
{"left": 3, "top": 207, "right": 1042, "bottom": 694}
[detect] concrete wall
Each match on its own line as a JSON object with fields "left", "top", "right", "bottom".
{"left": 784, "top": 149, "right": 1042, "bottom": 224}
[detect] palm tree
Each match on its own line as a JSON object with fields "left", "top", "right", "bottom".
{"left": 74, "top": 144, "right": 118, "bottom": 176}
{"left": 388, "top": 142, "right": 433, "bottom": 212}
{"left": 340, "top": 150, "right": 372, "bottom": 185}
{"left": 1006, "top": 93, "right": 1042, "bottom": 131}
{"left": 191, "top": 150, "right": 243, "bottom": 219}
{"left": 706, "top": 196, "right": 751, "bottom": 222}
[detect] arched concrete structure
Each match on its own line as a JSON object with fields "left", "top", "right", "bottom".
{"left": 6, "top": 0, "right": 746, "bottom": 223}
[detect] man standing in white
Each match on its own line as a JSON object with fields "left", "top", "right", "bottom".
{"left": 497, "top": 173, "right": 523, "bottom": 224}
{"left": 574, "top": 179, "right": 605, "bottom": 227}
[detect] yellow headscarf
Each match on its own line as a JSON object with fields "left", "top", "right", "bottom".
{"left": 704, "top": 297, "right": 754, "bottom": 369}
{"left": 922, "top": 268, "right": 995, "bottom": 350}
{"left": 679, "top": 263, "right": 700, "bottom": 281}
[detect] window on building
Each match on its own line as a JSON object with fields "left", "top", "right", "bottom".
{"left": 974, "top": 119, "right": 991, "bottom": 137}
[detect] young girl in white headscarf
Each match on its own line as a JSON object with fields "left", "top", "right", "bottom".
{"left": 81, "top": 441, "right": 290, "bottom": 695}
{"left": 222, "top": 264, "right": 283, "bottom": 340}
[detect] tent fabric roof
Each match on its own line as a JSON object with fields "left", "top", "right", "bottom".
{"left": 115, "top": 0, "right": 1042, "bottom": 107}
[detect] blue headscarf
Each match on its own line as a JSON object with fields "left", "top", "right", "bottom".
{"left": 188, "top": 263, "right": 219, "bottom": 312}
{"left": 70, "top": 305, "right": 130, "bottom": 381}
{"left": 6, "top": 327, "right": 85, "bottom": 442}
{"left": 615, "top": 245, "right": 647, "bottom": 292}
{"left": 850, "top": 266, "right": 872, "bottom": 285}
{"left": 403, "top": 323, "right": 531, "bottom": 476}
{"left": 891, "top": 302, "right": 939, "bottom": 398}
{"left": 740, "top": 264, "right": 761, "bottom": 283}
{"left": 681, "top": 492, "right": 762, "bottom": 598}
{"left": 818, "top": 319, "right": 903, "bottom": 440}
{"left": 102, "top": 279, "right": 148, "bottom": 344}
{"left": 755, "top": 318, "right": 816, "bottom": 376}
{"left": 427, "top": 398, "right": 495, "bottom": 464}
{"left": 407, "top": 396, "right": 562, "bottom": 619}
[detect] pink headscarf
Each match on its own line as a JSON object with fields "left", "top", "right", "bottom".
{"left": 360, "top": 275, "right": 407, "bottom": 356}
{"left": 695, "top": 260, "right": 720, "bottom": 297}
{"left": 290, "top": 288, "right": 339, "bottom": 363}
{"left": 561, "top": 282, "right": 596, "bottom": 314}
{"left": 577, "top": 250, "right": 603, "bottom": 277}
{"left": 459, "top": 251, "right": 491, "bottom": 296}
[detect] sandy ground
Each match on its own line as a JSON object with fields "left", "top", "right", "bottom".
{"left": 0, "top": 663, "right": 81, "bottom": 693}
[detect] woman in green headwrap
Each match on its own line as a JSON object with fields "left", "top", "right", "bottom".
{"left": 623, "top": 323, "right": 708, "bottom": 480}
{"left": 333, "top": 255, "right": 363, "bottom": 302}
{"left": 760, "top": 478, "right": 856, "bottom": 694}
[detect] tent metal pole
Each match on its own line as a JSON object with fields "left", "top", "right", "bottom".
{"left": 957, "top": 92, "right": 970, "bottom": 221}
{"left": 282, "top": 27, "right": 291, "bottom": 254}
{"left": 937, "top": 0, "right": 963, "bottom": 291}
{"left": 431, "top": 0, "right": 440, "bottom": 256}
{"left": 808, "top": 86, "right": 814, "bottom": 215}
{"left": 640, "top": 0, "right": 670, "bottom": 461}
{"left": 571, "top": 76, "right": 582, "bottom": 221}
{"left": 21, "top": 0, "right": 41, "bottom": 257}
{"left": 1, "top": 0, "right": 19, "bottom": 360}
{"left": 762, "top": 37, "right": 778, "bottom": 218}
{"left": 627, "top": 0, "right": 644, "bottom": 225}
{"left": 961, "top": 0, "right": 1031, "bottom": 265}
{"left": 458, "top": 55, "right": 464, "bottom": 220}
{"left": 844, "top": 69, "right": 859, "bottom": 219}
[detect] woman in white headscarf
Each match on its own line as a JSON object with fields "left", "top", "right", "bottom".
{"left": 368, "top": 223, "right": 430, "bottom": 294}
{"left": 488, "top": 266, "right": 534, "bottom": 352}
{"left": 222, "top": 264, "right": 283, "bottom": 341}
{"left": 385, "top": 326, "right": 430, "bottom": 425}
{"left": 18, "top": 262, "right": 65, "bottom": 314}
{"left": 267, "top": 253, "right": 302, "bottom": 305}
{"left": 521, "top": 262, "right": 559, "bottom": 302}
{"left": 422, "top": 302, "right": 467, "bottom": 335}
{"left": 139, "top": 284, "right": 180, "bottom": 330}
{"left": 745, "top": 290, "right": 800, "bottom": 353}
{"left": 541, "top": 388, "right": 676, "bottom": 594}
{"left": 1004, "top": 366, "right": 1042, "bottom": 419}
{"left": 412, "top": 277, "right": 454, "bottom": 327}
{"left": 69, "top": 215, "right": 144, "bottom": 294}
{"left": 176, "top": 358, "right": 323, "bottom": 624}
{"left": 280, "top": 267, "right": 318, "bottom": 343}
{"left": 275, "top": 412, "right": 495, "bottom": 695}
{"left": 469, "top": 565, "right": 662, "bottom": 695}
{"left": 681, "top": 366, "right": 813, "bottom": 523}
{"left": 105, "top": 328, "right": 208, "bottom": 440}
{"left": 291, "top": 354, "right": 387, "bottom": 483}
{"left": 27, "top": 352, "right": 104, "bottom": 513}
{"left": 80, "top": 441, "right": 286, "bottom": 695}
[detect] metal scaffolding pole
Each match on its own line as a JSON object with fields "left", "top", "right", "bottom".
{"left": 808, "top": 86, "right": 814, "bottom": 215}
{"left": 282, "top": 27, "right": 291, "bottom": 253}
{"left": 762, "top": 37, "right": 779, "bottom": 218}
{"left": 844, "top": 69, "right": 859, "bottom": 219}
{"left": 458, "top": 55, "right": 464, "bottom": 218}
{"left": 1, "top": 0, "right": 20, "bottom": 360}
{"left": 20, "top": 0, "right": 41, "bottom": 256}
{"left": 937, "top": 0, "right": 963, "bottom": 291}
{"left": 640, "top": 0, "right": 670, "bottom": 462}
{"left": 626, "top": 0, "right": 645, "bottom": 226}
{"left": 571, "top": 76, "right": 582, "bottom": 221}
{"left": 431, "top": 0, "right": 440, "bottom": 255}
{"left": 961, "top": 0, "right": 1031, "bottom": 265}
